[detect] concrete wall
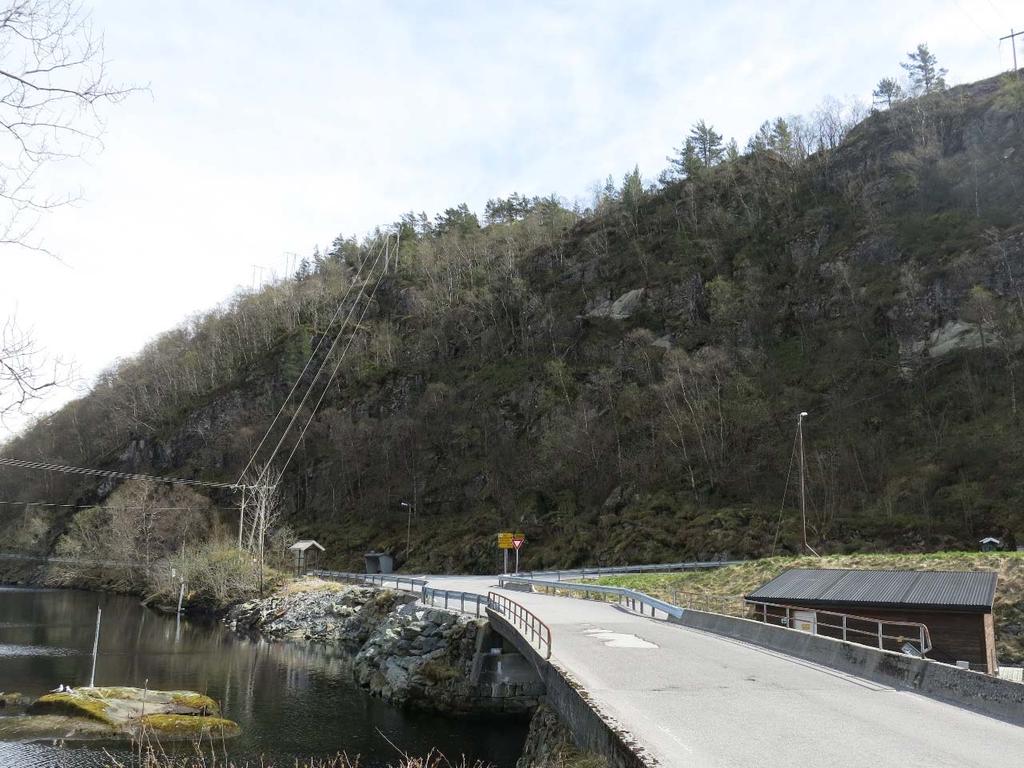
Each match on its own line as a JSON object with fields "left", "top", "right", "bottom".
{"left": 672, "top": 609, "right": 1024, "bottom": 726}
{"left": 487, "top": 609, "right": 654, "bottom": 768}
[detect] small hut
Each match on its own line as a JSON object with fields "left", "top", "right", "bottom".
{"left": 364, "top": 552, "right": 395, "bottom": 574}
{"left": 289, "top": 540, "right": 325, "bottom": 577}
{"left": 979, "top": 537, "right": 1002, "bottom": 552}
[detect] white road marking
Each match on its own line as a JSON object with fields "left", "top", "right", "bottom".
{"left": 584, "top": 628, "right": 658, "bottom": 649}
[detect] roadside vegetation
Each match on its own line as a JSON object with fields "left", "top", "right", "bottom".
{"left": 15, "top": 480, "right": 290, "bottom": 611}
{"left": 599, "top": 552, "right": 1024, "bottom": 663}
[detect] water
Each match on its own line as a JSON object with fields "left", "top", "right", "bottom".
{"left": 0, "top": 587, "right": 528, "bottom": 767}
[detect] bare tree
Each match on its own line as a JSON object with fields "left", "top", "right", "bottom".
{"left": 243, "top": 463, "right": 282, "bottom": 593}
{"left": 1, "top": 0, "right": 136, "bottom": 251}
{"left": 0, "top": 1, "right": 137, "bottom": 422}
{"left": 0, "top": 314, "right": 73, "bottom": 420}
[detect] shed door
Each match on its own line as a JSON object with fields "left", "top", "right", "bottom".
{"left": 793, "top": 610, "right": 817, "bottom": 634}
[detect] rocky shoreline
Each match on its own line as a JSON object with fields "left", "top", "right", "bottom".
{"left": 226, "top": 580, "right": 541, "bottom": 715}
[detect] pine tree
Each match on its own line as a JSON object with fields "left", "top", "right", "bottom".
{"left": 872, "top": 77, "right": 905, "bottom": 108}
{"left": 689, "top": 120, "right": 725, "bottom": 168}
{"left": 666, "top": 120, "right": 726, "bottom": 179}
{"left": 901, "top": 44, "right": 947, "bottom": 95}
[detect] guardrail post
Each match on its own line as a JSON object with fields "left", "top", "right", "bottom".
{"left": 878, "top": 623, "right": 883, "bottom": 650}
{"left": 842, "top": 614, "right": 847, "bottom": 642}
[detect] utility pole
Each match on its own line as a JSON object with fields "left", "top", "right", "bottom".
{"left": 401, "top": 501, "right": 413, "bottom": 558}
{"left": 797, "top": 411, "right": 819, "bottom": 557}
{"left": 238, "top": 485, "right": 246, "bottom": 549}
{"left": 1001, "top": 28, "right": 1024, "bottom": 78}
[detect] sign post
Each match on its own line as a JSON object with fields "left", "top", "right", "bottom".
{"left": 497, "top": 532, "right": 514, "bottom": 574}
{"left": 511, "top": 533, "right": 525, "bottom": 574}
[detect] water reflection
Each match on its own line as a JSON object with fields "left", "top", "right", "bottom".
{"left": 0, "top": 588, "right": 527, "bottom": 767}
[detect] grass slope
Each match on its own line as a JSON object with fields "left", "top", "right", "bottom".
{"left": 600, "top": 552, "right": 1024, "bottom": 663}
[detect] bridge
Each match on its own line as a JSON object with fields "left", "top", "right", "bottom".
{"left": 416, "top": 573, "right": 1024, "bottom": 768}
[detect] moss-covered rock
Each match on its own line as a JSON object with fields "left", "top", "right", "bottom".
{"left": 28, "top": 691, "right": 115, "bottom": 724}
{"left": 139, "top": 713, "right": 240, "bottom": 737}
{"left": 15, "top": 686, "right": 239, "bottom": 742}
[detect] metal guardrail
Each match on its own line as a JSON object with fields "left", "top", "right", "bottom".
{"left": 422, "top": 586, "right": 488, "bottom": 617}
{"left": 313, "top": 570, "right": 427, "bottom": 592}
{"left": 313, "top": 570, "right": 488, "bottom": 617}
{"left": 499, "top": 576, "right": 684, "bottom": 619}
{"left": 519, "top": 559, "right": 743, "bottom": 581}
{"left": 747, "top": 600, "right": 933, "bottom": 656}
{"left": 487, "top": 591, "right": 552, "bottom": 659}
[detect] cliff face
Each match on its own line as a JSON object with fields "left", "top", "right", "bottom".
{"left": 3, "top": 72, "right": 1024, "bottom": 572}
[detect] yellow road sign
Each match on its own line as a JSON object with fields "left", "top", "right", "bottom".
{"left": 497, "top": 532, "right": 514, "bottom": 549}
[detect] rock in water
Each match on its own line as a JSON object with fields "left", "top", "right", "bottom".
{"left": 0, "top": 686, "right": 240, "bottom": 742}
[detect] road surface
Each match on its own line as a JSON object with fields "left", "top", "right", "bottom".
{"left": 425, "top": 574, "right": 1024, "bottom": 768}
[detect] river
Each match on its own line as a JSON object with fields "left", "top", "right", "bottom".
{"left": 0, "top": 586, "right": 527, "bottom": 767}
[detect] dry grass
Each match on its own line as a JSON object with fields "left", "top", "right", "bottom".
{"left": 599, "top": 552, "right": 1024, "bottom": 663}
{"left": 103, "top": 747, "right": 488, "bottom": 768}
{"left": 276, "top": 577, "right": 351, "bottom": 596}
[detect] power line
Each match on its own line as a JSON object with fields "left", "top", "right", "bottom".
{"left": 952, "top": 0, "right": 995, "bottom": 38}
{"left": 235, "top": 249, "right": 369, "bottom": 485}
{"left": 0, "top": 456, "right": 242, "bottom": 490}
{"left": 252, "top": 235, "right": 393, "bottom": 489}
{"left": 985, "top": 0, "right": 1010, "bottom": 25}
{"left": 0, "top": 499, "right": 236, "bottom": 511}
{"left": 278, "top": 233, "right": 396, "bottom": 480}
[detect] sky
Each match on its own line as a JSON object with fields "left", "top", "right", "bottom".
{"left": 1, "top": 0, "right": 1021, "bottom": 439}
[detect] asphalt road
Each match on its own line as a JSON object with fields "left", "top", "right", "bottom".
{"left": 425, "top": 575, "right": 1024, "bottom": 768}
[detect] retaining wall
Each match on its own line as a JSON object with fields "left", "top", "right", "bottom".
{"left": 671, "top": 609, "right": 1024, "bottom": 726}
{"left": 487, "top": 609, "right": 652, "bottom": 768}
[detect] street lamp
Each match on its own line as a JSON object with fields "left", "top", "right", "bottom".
{"left": 796, "top": 411, "right": 818, "bottom": 556}
{"left": 401, "top": 501, "right": 413, "bottom": 558}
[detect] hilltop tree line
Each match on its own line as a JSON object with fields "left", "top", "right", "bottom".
{"left": 4, "top": 44, "right": 1024, "bottom": 572}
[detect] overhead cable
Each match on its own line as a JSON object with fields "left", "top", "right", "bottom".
{"left": 0, "top": 456, "right": 242, "bottom": 490}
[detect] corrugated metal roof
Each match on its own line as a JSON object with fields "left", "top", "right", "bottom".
{"left": 745, "top": 569, "right": 997, "bottom": 612}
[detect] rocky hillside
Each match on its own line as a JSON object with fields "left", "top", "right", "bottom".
{"left": 3, "top": 72, "right": 1024, "bottom": 573}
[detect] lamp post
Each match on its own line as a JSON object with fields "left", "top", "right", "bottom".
{"left": 401, "top": 501, "right": 413, "bottom": 558}
{"left": 797, "top": 411, "right": 819, "bottom": 556}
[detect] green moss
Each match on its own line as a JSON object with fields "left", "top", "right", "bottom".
{"left": 170, "top": 692, "right": 219, "bottom": 715}
{"left": 28, "top": 692, "right": 115, "bottom": 724}
{"left": 140, "top": 713, "right": 239, "bottom": 737}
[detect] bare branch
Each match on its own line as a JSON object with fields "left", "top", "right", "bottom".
{"left": 0, "top": 0, "right": 143, "bottom": 256}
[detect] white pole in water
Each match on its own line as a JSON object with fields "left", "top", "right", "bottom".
{"left": 177, "top": 580, "right": 185, "bottom": 615}
{"left": 89, "top": 607, "right": 101, "bottom": 688}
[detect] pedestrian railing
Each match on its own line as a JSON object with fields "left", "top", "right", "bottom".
{"left": 421, "top": 587, "right": 488, "bottom": 617}
{"left": 487, "top": 591, "right": 552, "bottom": 659}
{"left": 746, "top": 600, "right": 933, "bottom": 656}
{"left": 499, "top": 575, "right": 933, "bottom": 660}
{"left": 518, "top": 559, "right": 743, "bottom": 581}
{"left": 498, "top": 576, "right": 684, "bottom": 619}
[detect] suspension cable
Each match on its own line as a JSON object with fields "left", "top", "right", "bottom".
{"left": 0, "top": 456, "right": 242, "bottom": 490}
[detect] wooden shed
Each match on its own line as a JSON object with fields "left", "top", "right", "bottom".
{"left": 288, "top": 540, "right": 324, "bottom": 577}
{"left": 745, "top": 568, "right": 998, "bottom": 674}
